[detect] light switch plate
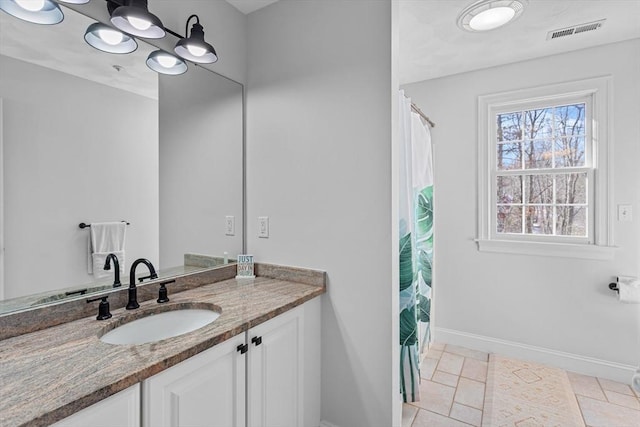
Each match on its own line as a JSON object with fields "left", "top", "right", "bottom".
{"left": 258, "top": 216, "right": 269, "bottom": 238}
{"left": 225, "top": 216, "right": 235, "bottom": 236}
{"left": 618, "top": 204, "right": 632, "bottom": 222}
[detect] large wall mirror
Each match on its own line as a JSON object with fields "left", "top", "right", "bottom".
{"left": 0, "top": 1, "right": 244, "bottom": 314}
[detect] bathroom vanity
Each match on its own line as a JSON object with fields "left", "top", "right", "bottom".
{"left": 0, "top": 264, "right": 325, "bottom": 427}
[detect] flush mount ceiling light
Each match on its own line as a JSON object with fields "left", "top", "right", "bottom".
{"left": 174, "top": 14, "right": 218, "bottom": 64}
{"left": 457, "top": 0, "right": 528, "bottom": 32}
{"left": 146, "top": 50, "right": 187, "bottom": 75}
{"left": 84, "top": 22, "right": 138, "bottom": 54}
{"left": 0, "top": 0, "right": 63, "bottom": 25}
{"left": 109, "top": 0, "right": 165, "bottom": 39}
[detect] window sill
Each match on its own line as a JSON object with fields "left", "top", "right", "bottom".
{"left": 475, "top": 239, "right": 616, "bottom": 260}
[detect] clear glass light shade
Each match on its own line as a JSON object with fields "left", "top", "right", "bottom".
{"left": 0, "top": 0, "right": 63, "bottom": 24}
{"left": 57, "top": 0, "right": 90, "bottom": 4}
{"left": 146, "top": 50, "right": 187, "bottom": 75}
{"left": 457, "top": 0, "right": 527, "bottom": 32}
{"left": 110, "top": 3, "right": 165, "bottom": 38}
{"left": 84, "top": 22, "right": 138, "bottom": 54}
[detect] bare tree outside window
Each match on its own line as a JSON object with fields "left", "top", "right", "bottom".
{"left": 496, "top": 103, "right": 587, "bottom": 237}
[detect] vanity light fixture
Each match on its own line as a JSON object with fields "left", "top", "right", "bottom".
{"left": 174, "top": 14, "right": 218, "bottom": 64}
{"left": 0, "top": 0, "right": 64, "bottom": 25}
{"left": 457, "top": 0, "right": 528, "bottom": 32}
{"left": 57, "top": 0, "right": 90, "bottom": 4}
{"left": 109, "top": 0, "right": 165, "bottom": 39}
{"left": 146, "top": 50, "right": 187, "bottom": 75}
{"left": 84, "top": 22, "right": 138, "bottom": 54}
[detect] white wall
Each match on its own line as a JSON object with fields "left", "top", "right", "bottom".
{"left": 153, "top": 0, "right": 247, "bottom": 84}
{"left": 404, "top": 39, "right": 640, "bottom": 380}
{"left": 159, "top": 67, "right": 243, "bottom": 268}
{"left": 246, "top": 1, "right": 397, "bottom": 426}
{"left": 0, "top": 55, "right": 158, "bottom": 298}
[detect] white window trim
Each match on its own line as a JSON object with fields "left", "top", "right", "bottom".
{"left": 476, "top": 76, "right": 615, "bottom": 260}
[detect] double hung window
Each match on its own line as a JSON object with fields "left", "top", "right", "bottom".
{"left": 477, "top": 77, "right": 613, "bottom": 259}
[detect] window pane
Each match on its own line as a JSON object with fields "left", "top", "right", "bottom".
{"left": 556, "top": 173, "right": 587, "bottom": 204}
{"left": 497, "top": 206, "right": 522, "bottom": 234}
{"left": 554, "top": 136, "right": 585, "bottom": 167}
{"left": 497, "top": 176, "right": 522, "bottom": 203}
{"left": 497, "top": 112, "right": 522, "bottom": 142}
{"left": 556, "top": 206, "right": 587, "bottom": 237}
{"left": 497, "top": 142, "right": 521, "bottom": 170}
{"left": 524, "top": 174, "right": 553, "bottom": 204}
{"left": 525, "top": 205, "right": 553, "bottom": 235}
{"left": 523, "top": 139, "right": 553, "bottom": 169}
{"left": 524, "top": 108, "right": 553, "bottom": 139}
{"left": 554, "top": 104, "right": 585, "bottom": 136}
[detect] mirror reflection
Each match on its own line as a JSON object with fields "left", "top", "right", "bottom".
{"left": 0, "top": 2, "right": 243, "bottom": 314}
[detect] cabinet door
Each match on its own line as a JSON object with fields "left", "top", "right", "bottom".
{"left": 143, "top": 336, "right": 246, "bottom": 427}
{"left": 247, "top": 305, "right": 303, "bottom": 427}
{"left": 51, "top": 383, "right": 140, "bottom": 427}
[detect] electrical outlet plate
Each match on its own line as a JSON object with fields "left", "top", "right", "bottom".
{"left": 225, "top": 216, "right": 235, "bottom": 236}
{"left": 618, "top": 204, "right": 632, "bottom": 222}
{"left": 258, "top": 216, "right": 269, "bottom": 238}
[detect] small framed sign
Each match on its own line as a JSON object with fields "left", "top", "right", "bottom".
{"left": 236, "top": 254, "right": 255, "bottom": 279}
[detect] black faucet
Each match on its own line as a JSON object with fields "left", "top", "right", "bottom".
{"left": 103, "top": 253, "right": 122, "bottom": 288}
{"left": 127, "top": 258, "right": 158, "bottom": 310}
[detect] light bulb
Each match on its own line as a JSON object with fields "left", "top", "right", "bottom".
{"left": 15, "top": 0, "right": 45, "bottom": 12}
{"left": 186, "top": 44, "right": 206, "bottom": 57}
{"left": 157, "top": 55, "right": 177, "bottom": 68}
{"left": 98, "top": 29, "right": 124, "bottom": 46}
{"left": 469, "top": 7, "right": 516, "bottom": 31}
{"left": 127, "top": 16, "right": 151, "bottom": 31}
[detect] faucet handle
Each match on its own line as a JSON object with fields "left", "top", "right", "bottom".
{"left": 157, "top": 280, "right": 175, "bottom": 303}
{"left": 87, "top": 296, "right": 112, "bottom": 320}
{"left": 138, "top": 273, "right": 158, "bottom": 283}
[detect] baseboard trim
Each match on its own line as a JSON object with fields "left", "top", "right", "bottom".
{"left": 319, "top": 420, "right": 340, "bottom": 427}
{"left": 433, "top": 327, "right": 637, "bottom": 384}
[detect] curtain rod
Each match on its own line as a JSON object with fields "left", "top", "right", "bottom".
{"left": 411, "top": 103, "right": 435, "bottom": 128}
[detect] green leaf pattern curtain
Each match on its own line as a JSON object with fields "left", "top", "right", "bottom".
{"left": 399, "top": 91, "right": 434, "bottom": 403}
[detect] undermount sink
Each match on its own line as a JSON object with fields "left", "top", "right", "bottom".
{"left": 100, "top": 308, "right": 221, "bottom": 345}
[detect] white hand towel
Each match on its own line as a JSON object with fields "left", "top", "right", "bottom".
{"left": 618, "top": 277, "right": 640, "bottom": 304}
{"left": 87, "top": 222, "right": 126, "bottom": 275}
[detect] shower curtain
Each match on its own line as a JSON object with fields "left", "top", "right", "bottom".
{"left": 399, "top": 90, "right": 434, "bottom": 403}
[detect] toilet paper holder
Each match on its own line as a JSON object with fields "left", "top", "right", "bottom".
{"left": 610, "top": 276, "right": 640, "bottom": 304}
{"left": 609, "top": 276, "right": 636, "bottom": 293}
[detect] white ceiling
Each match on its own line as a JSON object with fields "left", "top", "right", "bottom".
{"left": 226, "top": 0, "right": 279, "bottom": 15}
{"left": 224, "top": 0, "right": 640, "bottom": 84}
{"left": 400, "top": 0, "right": 640, "bottom": 84}
{"left": 3, "top": 1, "right": 638, "bottom": 95}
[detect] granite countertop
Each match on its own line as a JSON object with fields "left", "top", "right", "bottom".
{"left": 0, "top": 268, "right": 325, "bottom": 427}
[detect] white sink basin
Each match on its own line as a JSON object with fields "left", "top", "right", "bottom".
{"left": 100, "top": 308, "right": 220, "bottom": 345}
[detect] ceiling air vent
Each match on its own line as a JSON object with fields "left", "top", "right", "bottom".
{"left": 546, "top": 19, "right": 606, "bottom": 40}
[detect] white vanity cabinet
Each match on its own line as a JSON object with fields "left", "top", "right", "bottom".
{"left": 143, "top": 298, "right": 321, "bottom": 427}
{"left": 142, "top": 334, "right": 247, "bottom": 427}
{"left": 50, "top": 384, "right": 140, "bottom": 427}
{"left": 247, "top": 303, "right": 302, "bottom": 427}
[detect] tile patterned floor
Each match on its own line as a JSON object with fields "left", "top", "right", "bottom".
{"left": 402, "top": 343, "right": 640, "bottom": 427}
